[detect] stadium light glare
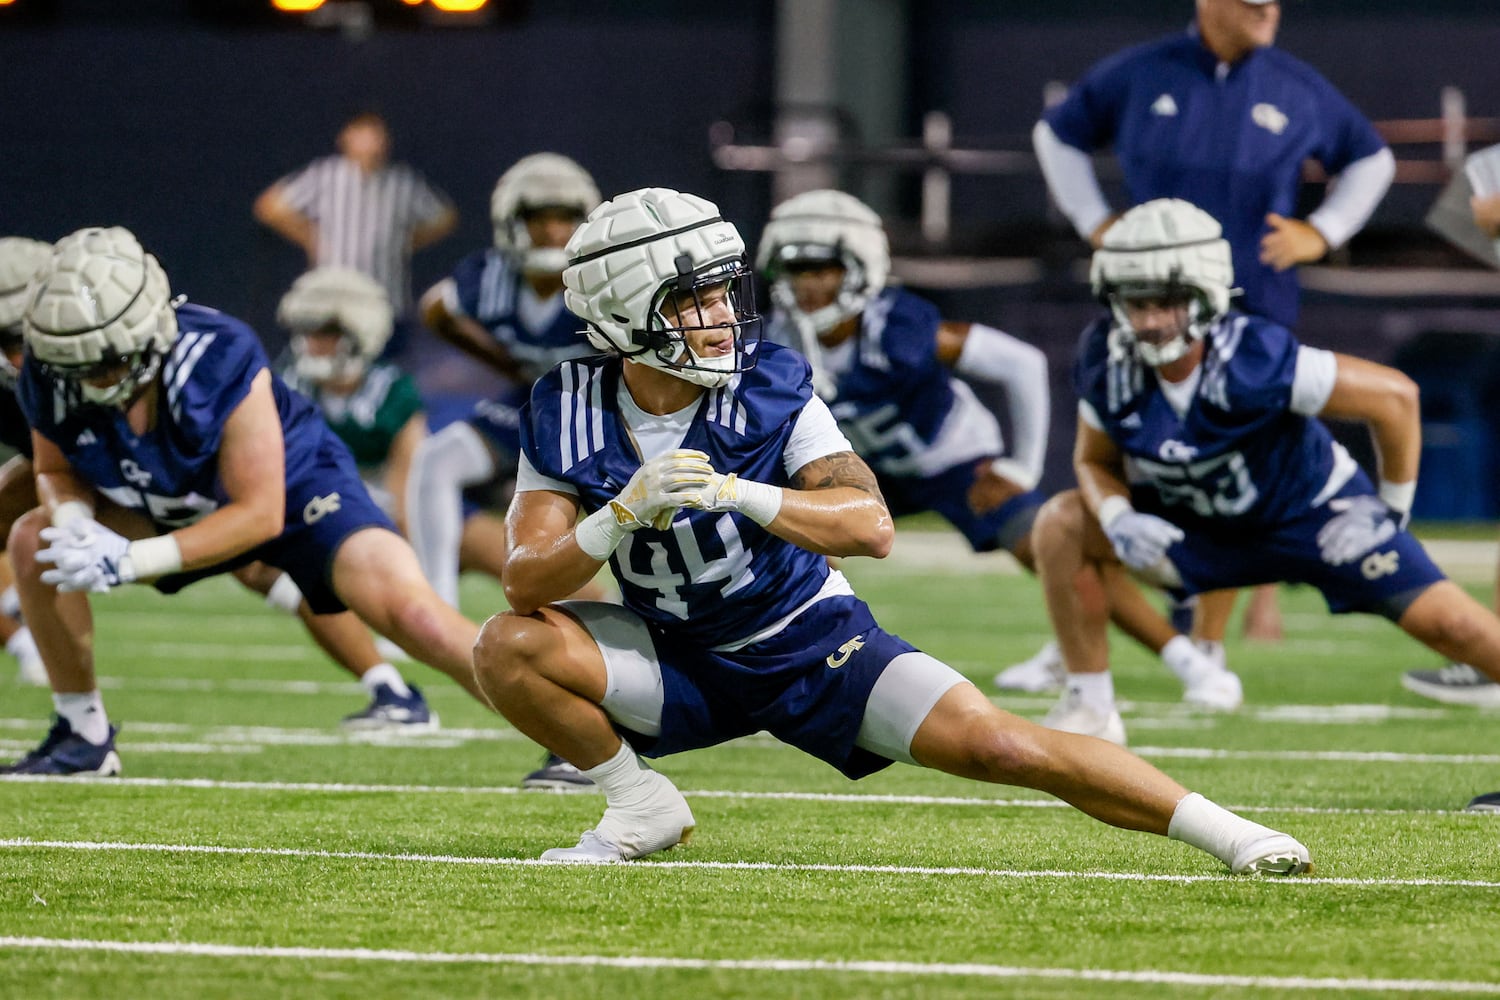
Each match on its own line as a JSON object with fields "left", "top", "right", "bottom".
{"left": 272, "top": 0, "right": 326, "bottom": 10}
{"left": 430, "top": 0, "right": 487, "bottom": 10}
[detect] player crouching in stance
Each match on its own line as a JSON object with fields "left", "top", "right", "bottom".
{"left": 3, "top": 226, "right": 488, "bottom": 775}
{"left": 1034, "top": 199, "right": 1500, "bottom": 778}
{"left": 470, "top": 187, "right": 1310, "bottom": 874}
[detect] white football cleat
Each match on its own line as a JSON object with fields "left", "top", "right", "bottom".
{"left": 1042, "top": 688, "right": 1126, "bottom": 746}
{"left": 1183, "top": 668, "right": 1244, "bottom": 712}
{"left": 541, "top": 770, "right": 696, "bottom": 863}
{"left": 1231, "top": 833, "right": 1312, "bottom": 876}
{"left": 994, "top": 640, "right": 1066, "bottom": 693}
{"left": 7, "top": 627, "right": 47, "bottom": 687}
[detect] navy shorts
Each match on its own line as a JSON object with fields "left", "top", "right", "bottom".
{"left": 154, "top": 438, "right": 395, "bottom": 614}
{"left": 620, "top": 594, "right": 917, "bottom": 780}
{"left": 880, "top": 460, "right": 1043, "bottom": 554}
{"left": 1142, "top": 476, "right": 1445, "bottom": 621}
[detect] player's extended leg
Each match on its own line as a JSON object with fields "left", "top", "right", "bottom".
{"left": 473, "top": 605, "right": 694, "bottom": 859}
{"left": 329, "top": 527, "right": 486, "bottom": 703}
{"left": 1396, "top": 580, "right": 1500, "bottom": 681}
{"left": 232, "top": 562, "right": 435, "bottom": 731}
{"left": 906, "top": 680, "right": 1309, "bottom": 873}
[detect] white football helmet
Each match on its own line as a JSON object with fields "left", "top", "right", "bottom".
{"left": 277, "top": 267, "right": 394, "bottom": 383}
{"left": 0, "top": 236, "right": 53, "bottom": 388}
{"left": 563, "top": 187, "right": 761, "bottom": 389}
{"left": 756, "top": 189, "right": 891, "bottom": 335}
{"left": 1089, "top": 198, "right": 1234, "bottom": 366}
{"left": 25, "top": 226, "right": 178, "bottom": 407}
{"left": 491, "top": 153, "right": 602, "bottom": 275}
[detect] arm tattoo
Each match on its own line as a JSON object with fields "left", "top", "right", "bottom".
{"left": 792, "top": 451, "right": 886, "bottom": 503}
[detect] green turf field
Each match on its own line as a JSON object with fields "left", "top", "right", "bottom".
{"left": 1, "top": 536, "right": 1498, "bottom": 999}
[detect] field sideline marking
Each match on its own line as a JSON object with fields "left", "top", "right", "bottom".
{"left": 2, "top": 838, "right": 1498, "bottom": 889}
{"left": 0, "top": 772, "right": 1489, "bottom": 818}
{"left": 0, "top": 936, "right": 1497, "bottom": 993}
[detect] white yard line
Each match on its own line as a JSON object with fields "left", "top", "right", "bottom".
{"left": 0, "top": 935, "right": 1496, "bottom": 993}
{"left": 0, "top": 838, "right": 1497, "bottom": 891}
{"left": 0, "top": 772, "right": 1480, "bottom": 818}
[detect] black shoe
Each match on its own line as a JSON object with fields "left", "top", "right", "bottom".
{"left": 1, "top": 715, "right": 122, "bottom": 776}
{"left": 522, "top": 753, "right": 595, "bottom": 791}
{"left": 1402, "top": 663, "right": 1500, "bottom": 707}
{"left": 1466, "top": 791, "right": 1500, "bottom": 813}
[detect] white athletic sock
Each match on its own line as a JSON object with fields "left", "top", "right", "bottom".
{"left": 1167, "top": 791, "right": 1278, "bottom": 866}
{"left": 53, "top": 691, "right": 110, "bottom": 745}
{"left": 1065, "top": 671, "right": 1115, "bottom": 713}
{"left": 359, "top": 663, "right": 411, "bottom": 697}
{"left": 583, "top": 740, "right": 656, "bottom": 802}
{"left": 1194, "top": 639, "right": 1227, "bottom": 672}
{"left": 1161, "top": 635, "right": 1220, "bottom": 685}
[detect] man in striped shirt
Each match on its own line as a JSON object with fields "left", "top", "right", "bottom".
{"left": 254, "top": 112, "right": 457, "bottom": 351}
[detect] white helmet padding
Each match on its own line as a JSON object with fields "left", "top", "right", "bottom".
{"left": 756, "top": 189, "right": 891, "bottom": 335}
{"left": 562, "top": 187, "right": 761, "bottom": 389}
{"left": 25, "top": 226, "right": 178, "bottom": 407}
{"left": 0, "top": 236, "right": 53, "bottom": 388}
{"left": 1089, "top": 198, "right": 1234, "bottom": 366}
{"left": 491, "top": 153, "right": 602, "bottom": 275}
{"left": 277, "top": 266, "right": 394, "bottom": 383}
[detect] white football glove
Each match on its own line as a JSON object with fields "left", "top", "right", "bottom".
{"left": 37, "top": 518, "right": 135, "bottom": 593}
{"left": 680, "top": 471, "right": 783, "bottom": 526}
{"left": 607, "top": 449, "right": 715, "bottom": 531}
{"left": 1316, "top": 495, "right": 1398, "bottom": 567}
{"left": 1102, "top": 508, "right": 1185, "bottom": 571}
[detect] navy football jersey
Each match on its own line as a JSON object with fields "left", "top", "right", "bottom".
{"left": 1044, "top": 32, "right": 1386, "bottom": 327}
{"left": 18, "top": 303, "right": 357, "bottom": 531}
{"left": 520, "top": 342, "right": 832, "bottom": 647}
{"left": 765, "top": 288, "right": 1000, "bottom": 479}
{"left": 1075, "top": 311, "right": 1349, "bottom": 529}
{"left": 1, "top": 383, "right": 31, "bottom": 459}
{"left": 443, "top": 248, "right": 594, "bottom": 384}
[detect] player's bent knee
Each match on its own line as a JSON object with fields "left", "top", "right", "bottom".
{"left": 472, "top": 611, "right": 556, "bottom": 690}
{"left": 1033, "top": 491, "right": 1086, "bottom": 555}
{"left": 6, "top": 507, "right": 50, "bottom": 574}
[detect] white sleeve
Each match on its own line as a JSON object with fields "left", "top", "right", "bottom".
{"left": 1078, "top": 399, "right": 1105, "bottom": 430}
{"left": 405, "top": 422, "right": 497, "bottom": 608}
{"left": 515, "top": 449, "right": 579, "bottom": 495}
{"left": 1307, "top": 148, "right": 1395, "bottom": 250}
{"left": 782, "top": 395, "right": 854, "bottom": 479}
{"left": 954, "top": 324, "right": 1050, "bottom": 485}
{"left": 434, "top": 277, "right": 468, "bottom": 320}
{"left": 1032, "top": 120, "right": 1114, "bottom": 240}
{"left": 1290, "top": 346, "right": 1339, "bottom": 416}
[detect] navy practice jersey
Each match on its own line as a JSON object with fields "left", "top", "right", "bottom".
{"left": 1075, "top": 311, "right": 1350, "bottom": 529}
{"left": 1044, "top": 31, "right": 1386, "bottom": 327}
{"left": 520, "top": 342, "right": 833, "bottom": 647}
{"left": 765, "top": 288, "right": 1001, "bottom": 480}
{"left": 442, "top": 248, "right": 594, "bottom": 384}
{"left": 1, "top": 383, "right": 31, "bottom": 458}
{"left": 18, "top": 303, "right": 354, "bottom": 532}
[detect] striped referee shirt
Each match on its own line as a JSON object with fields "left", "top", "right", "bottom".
{"left": 278, "top": 155, "right": 452, "bottom": 312}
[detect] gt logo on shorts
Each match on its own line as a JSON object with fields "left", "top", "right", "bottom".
{"left": 826, "top": 634, "right": 866, "bottom": 669}
{"left": 304, "top": 493, "right": 342, "bottom": 525}
{"left": 1361, "top": 550, "right": 1400, "bottom": 581}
